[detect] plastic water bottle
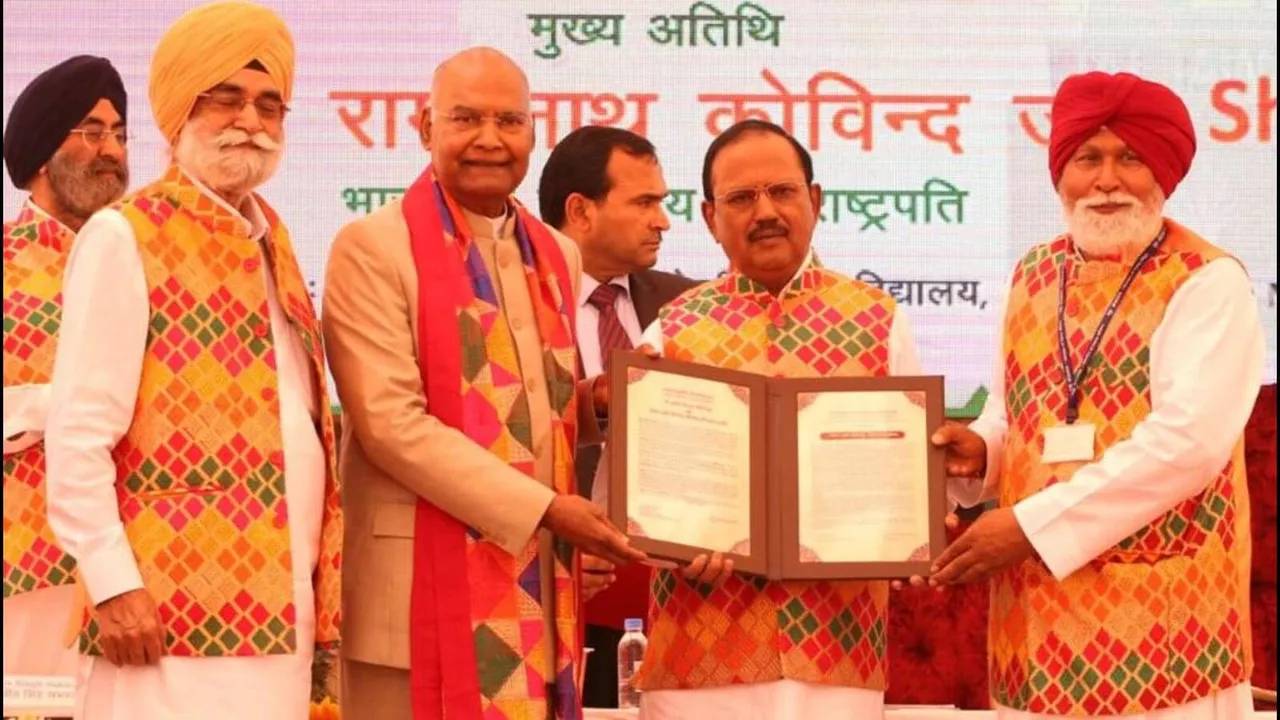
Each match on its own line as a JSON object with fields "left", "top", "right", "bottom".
{"left": 616, "top": 617, "right": 648, "bottom": 709}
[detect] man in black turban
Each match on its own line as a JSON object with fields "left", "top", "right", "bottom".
{"left": 3, "top": 55, "right": 130, "bottom": 231}
{"left": 2, "top": 54, "right": 128, "bottom": 682}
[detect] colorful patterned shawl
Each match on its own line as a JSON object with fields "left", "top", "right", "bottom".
{"left": 403, "top": 167, "right": 582, "bottom": 720}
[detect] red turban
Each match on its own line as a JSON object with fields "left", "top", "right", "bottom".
{"left": 1049, "top": 71, "right": 1196, "bottom": 198}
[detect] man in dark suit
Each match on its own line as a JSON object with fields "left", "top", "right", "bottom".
{"left": 539, "top": 126, "right": 699, "bottom": 708}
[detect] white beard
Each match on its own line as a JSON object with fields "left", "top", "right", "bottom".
{"left": 173, "top": 118, "right": 283, "bottom": 198}
{"left": 1062, "top": 189, "right": 1166, "bottom": 258}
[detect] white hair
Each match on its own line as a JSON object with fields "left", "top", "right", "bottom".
{"left": 172, "top": 115, "right": 283, "bottom": 197}
{"left": 1062, "top": 187, "right": 1166, "bottom": 258}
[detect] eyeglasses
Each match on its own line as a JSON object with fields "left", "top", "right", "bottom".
{"left": 714, "top": 181, "right": 806, "bottom": 211}
{"left": 68, "top": 128, "right": 130, "bottom": 148}
{"left": 436, "top": 109, "right": 530, "bottom": 133}
{"left": 197, "top": 90, "right": 290, "bottom": 122}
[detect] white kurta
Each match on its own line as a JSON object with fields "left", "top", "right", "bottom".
{"left": 577, "top": 274, "right": 645, "bottom": 379}
{"left": 957, "top": 257, "right": 1266, "bottom": 720}
{"left": 43, "top": 173, "right": 326, "bottom": 720}
{"left": 627, "top": 260, "right": 934, "bottom": 720}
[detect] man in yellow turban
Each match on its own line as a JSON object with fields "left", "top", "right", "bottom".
{"left": 43, "top": 3, "right": 342, "bottom": 718}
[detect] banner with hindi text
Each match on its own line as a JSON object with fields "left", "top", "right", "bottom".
{"left": 3, "top": 0, "right": 1275, "bottom": 413}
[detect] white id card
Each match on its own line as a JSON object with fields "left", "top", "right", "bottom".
{"left": 1042, "top": 423, "right": 1096, "bottom": 463}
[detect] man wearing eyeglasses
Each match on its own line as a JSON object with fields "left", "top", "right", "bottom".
{"left": 628, "top": 119, "right": 926, "bottom": 720}
{"left": 323, "top": 45, "right": 644, "bottom": 720}
{"left": 42, "top": 3, "right": 341, "bottom": 719}
{"left": 2, "top": 54, "right": 129, "bottom": 684}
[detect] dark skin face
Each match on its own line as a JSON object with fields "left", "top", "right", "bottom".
{"left": 564, "top": 150, "right": 671, "bottom": 282}
{"left": 701, "top": 132, "right": 821, "bottom": 294}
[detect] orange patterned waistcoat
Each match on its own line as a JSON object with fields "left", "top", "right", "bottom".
{"left": 634, "top": 267, "right": 897, "bottom": 692}
{"left": 76, "top": 168, "right": 342, "bottom": 656}
{"left": 3, "top": 203, "right": 78, "bottom": 599}
{"left": 991, "top": 221, "right": 1252, "bottom": 714}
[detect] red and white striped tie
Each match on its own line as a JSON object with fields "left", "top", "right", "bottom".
{"left": 587, "top": 282, "right": 633, "bottom": 370}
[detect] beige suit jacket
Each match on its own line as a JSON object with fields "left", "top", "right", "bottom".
{"left": 322, "top": 199, "right": 600, "bottom": 670}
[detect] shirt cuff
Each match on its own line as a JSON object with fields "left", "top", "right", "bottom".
{"left": 76, "top": 530, "right": 146, "bottom": 606}
{"left": 1012, "top": 487, "right": 1085, "bottom": 581}
{"left": 945, "top": 477, "right": 980, "bottom": 510}
{"left": 960, "top": 420, "right": 1004, "bottom": 506}
{"left": 3, "top": 384, "right": 51, "bottom": 455}
{"left": 3, "top": 431, "right": 44, "bottom": 456}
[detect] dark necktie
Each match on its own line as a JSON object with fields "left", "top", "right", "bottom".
{"left": 587, "top": 282, "right": 634, "bottom": 371}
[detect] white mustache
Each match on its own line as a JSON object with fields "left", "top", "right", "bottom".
{"left": 1079, "top": 192, "right": 1141, "bottom": 209}
{"left": 213, "top": 129, "right": 280, "bottom": 151}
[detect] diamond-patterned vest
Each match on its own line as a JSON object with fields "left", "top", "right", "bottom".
{"left": 3, "top": 203, "right": 78, "bottom": 598}
{"left": 991, "top": 221, "right": 1252, "bottom": 714}
{"left": 75, "top": 168, "right": 343, "bottom": 657}
{"left": 634, "top": 267, "right": 897, "bottom": 692}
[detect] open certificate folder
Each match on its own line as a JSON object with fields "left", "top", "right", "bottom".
{"left": 607, "top": 351, "right": 949, "bottom": 580}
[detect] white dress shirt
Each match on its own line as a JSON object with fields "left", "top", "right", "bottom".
{"left": 579, "top": 273, "right": 644, "bottom": 507}
{"left": 3, "top": 384, "right": 50, "bottom": 455}
{"left": 960, "top": 257, "right": 1264, "bottom": 720}
{"left": 577, "top": 273, "right": 644, "bottom": 378}
{"left": 44, "top": 169, "right": 324, "bottom": 720}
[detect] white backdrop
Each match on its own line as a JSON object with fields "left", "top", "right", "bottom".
{"left": 4, "top": 0, "right": 1276, "bottom": 413}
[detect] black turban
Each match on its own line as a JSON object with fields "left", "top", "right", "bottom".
{"left": 3, "top": 56, "right": 127, "bottom": 189}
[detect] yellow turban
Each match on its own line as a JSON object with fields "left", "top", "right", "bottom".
{"left": 149, "top": 0, "right": 295, "bottom": 144}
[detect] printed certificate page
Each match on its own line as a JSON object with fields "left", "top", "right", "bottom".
{"left": 794, "top": 389, "right": 931, "bottom": 563}
{"left": 623, "top": 366, "right": 753, "bottom": 555}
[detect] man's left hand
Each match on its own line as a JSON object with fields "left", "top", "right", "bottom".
{"left": 928, "top": 507, "right": 1034, "bottom": 586}
{"left": 591, "top": 344, "right": 661, "bottom": 418}
{"left": 683, "top": 552, "right": 734, "bottom": 588}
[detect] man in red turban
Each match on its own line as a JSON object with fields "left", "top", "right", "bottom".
{"left": 1049, "top": 71, "right": 1197, "bottom": 199}
{"left": 928, "top": 71, "right": 1265, "bottom": 719}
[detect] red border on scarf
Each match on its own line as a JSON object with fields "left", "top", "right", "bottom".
{"left": 403, "top": 167, "right": 582, "bottom": 719}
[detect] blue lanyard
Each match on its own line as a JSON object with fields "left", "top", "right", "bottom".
{"left": 1056, "top": 227, "right": 1167, "bottom": 424}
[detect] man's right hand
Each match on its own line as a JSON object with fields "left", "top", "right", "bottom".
{"left": 95, "top": 588, "right": 165, "bottom": 667}
{"left": 931, "top": 421, "right": 988, "bottom": 478}
{"left": 541, "top": 495, "right": 647, "bottom": 567}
